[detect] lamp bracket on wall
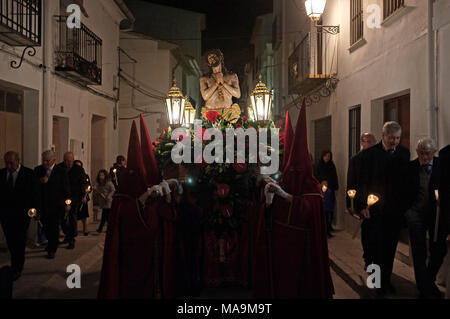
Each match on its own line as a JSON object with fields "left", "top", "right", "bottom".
{"left": 315, "top": 25, "right": 340, "bottom": 35}
{"left": 10, "top": 46, "right": 37, "bottom": 69}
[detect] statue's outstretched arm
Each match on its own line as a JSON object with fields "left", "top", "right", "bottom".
{"left": 222, "top": 74, "right": 241, "bottom": 99}
{"left": 200, "top": 77, "right": 218, "bottom": 101}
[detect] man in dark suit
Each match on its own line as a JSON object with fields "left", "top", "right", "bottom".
{"left": 346, "top": 133, "right": 377, "bottom": 268}
{"left": 109, "top": 155, "right": 126, "bottom": 190}
{"left": 438, "top": 145, "right": 450, "bottom": 280}
{"left": 404, "top": 139, "right": 445, "bottom": 298}
{"left": 0, "top": 151, "right": 37, "bottom": 280}
{"left": 34, "top": 150, "right": 71, "bottom": 259}
{"left": 56, "top": 152, "right": 86, "bottom": 249}
{"left": 355, "top": 122, "right": 410, "bottom": 297}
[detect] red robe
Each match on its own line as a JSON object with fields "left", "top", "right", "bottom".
{"left": 98, "top": 194, "right": 158, "bottom": 299}
{"left": 253, "top": 194, "right": 334, "bottom": 298}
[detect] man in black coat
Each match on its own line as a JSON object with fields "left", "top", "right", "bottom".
{"left": 34, "top": 150, "right": 71, "bottom": 259}
{"left": 0, "top": 151, "right": 38, "bottom": 280}
{"left": 438, "top": 145, "right": 450, "bottom": 271}
{"left": 355, "top": 122, "right": 410, "bottom": 297}
{"left": 56, "top": 152, "right": 87, "bottom": 249}
{"left": 346, "top": 133, "right": 377, "bottom": 268}
{"left": 109, "top": 155, "right": 126, "bottom": 190}
{"left": 404, "top": 139, "right": 445, "bottom": 298}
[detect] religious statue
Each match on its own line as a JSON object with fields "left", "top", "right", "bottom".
{"left": 200, "top": 49, "right": 241, "bottom": 120}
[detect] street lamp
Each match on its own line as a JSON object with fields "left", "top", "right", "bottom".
{"left": 250, "top": 74, "right": 272, "bottom": 126}
{"left": 305, "top": 0, "right": 326, "bottom": 21}
{"left": 183, "top": 100, "right": 196, "bottom": 128}
{"left": 165, "top": 77, "right": 186, "bottom": 128}
{"left": 304, "top": 0, "right": 340, "bottom": 34}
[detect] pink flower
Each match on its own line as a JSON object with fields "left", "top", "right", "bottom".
{"left": 242, "top": 116, "right": 248, "bottom": 123}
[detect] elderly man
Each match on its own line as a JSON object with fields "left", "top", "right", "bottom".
{"left": 0, "top": 152, "right": 37, "bottom": 280}
{"left": 404, "top": 139, "right": 445, "bottom": 298}
{"left": 34, "top": 150, "right": 71, "bottom": 259}
{"left": 56, "top": 152, "right": 87, "bottom": 249}
{"left": 347, "top": 133, "right": 377, "bottom": 268}
{"left": 355, "top": 122, "right": 410, "bottom": 297}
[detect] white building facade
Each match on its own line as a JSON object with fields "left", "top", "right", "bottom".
{"left": 272, "top": 0, "right": 450, "bottom": 236}
{"left": 0, "top": 0, "right": 132, "bottom": 244}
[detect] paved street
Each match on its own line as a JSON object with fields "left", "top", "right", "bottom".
{"left": 1, "top": 222, "right": 445, "bottom": 299}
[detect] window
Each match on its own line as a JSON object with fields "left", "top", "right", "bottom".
{"left": 349, "top": 106, "right": 361, "bottom": 158}
{"left": 383, "top": 0, "right": 405, "bottom": 20}
{"left": 350, "top": 0, "right": 364, "bottom": 45}
{"left": 0, "top": 88, "right": 22, "bottom": 114}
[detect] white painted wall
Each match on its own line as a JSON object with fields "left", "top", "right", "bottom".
{"left": 272, "top": 0, "right": 449, "bottom": 231}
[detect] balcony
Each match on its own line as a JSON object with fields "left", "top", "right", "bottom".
{"left": 0, "top": 0, "right": 41, "bottom": 46}
{"left": 288, "top": 31, "right": 338, "bottom": 97}
{"left": 54, "top": 16, "right": 102, "bottom": 85}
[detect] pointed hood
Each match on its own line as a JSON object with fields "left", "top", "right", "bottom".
{"left": 139, "top": 114, "right": 162, "bottom": 186}
{"left": 118, "top": 120, "right": 148, "bottom": 198}
{"left": 281, "top": 110, "right": 294, "bottom": 173}
{"left": 281, "top": 99, "right": 321, "bottom": 195}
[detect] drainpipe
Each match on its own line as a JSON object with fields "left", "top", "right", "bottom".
{"left": 41, "top": 3, "right": 49, "bottom": 153}
{"left": 428, "top": 0, "right": 437, "bottom": 143}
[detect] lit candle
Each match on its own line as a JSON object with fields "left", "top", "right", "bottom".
{"left": 322, "top": 185, "right": 328, "bottom": 193}
{"left": 113, "top": 168, "right": 118, "bottom": 185}
{"left": 27, "top": 208, "right": 37, "bottom": 218}
{"left": 347, "top": 189, "right": 357, "bottom": 212}
{"left": 434, "top": 190, "right": 440, "bottom": 243}
{"left": 65, "top": 199, "right": 72, "bottom": 206}
{"left": 86, "top": 185, "right": 92, "bottom": 193}
{"left": 366, "top": 194, "right": 380, "bottom": 218}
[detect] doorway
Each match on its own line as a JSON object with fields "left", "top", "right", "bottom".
{"left": 314, "top": 116, "right": 332, "bottom": 165}
{"left": 52, "top": 116, "right": 69, "bottom": 164}
{"left": 90, "top": 115, "right": 107, "bottom": 181}
{"left": 384, "top": 94, "right": 410, "bottom": 150}
{"left": 0, "top": 87, "right": 23, "bottom": 169}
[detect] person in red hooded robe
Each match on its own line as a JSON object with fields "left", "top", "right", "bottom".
{"left": 98, "top": 120, "right": 158, "bottom": 298}
{"left": 139, "top": 114, "right": 184, "bottom": 298}
{"left": 253, "top": 99, "right": 334, "bottom": 299}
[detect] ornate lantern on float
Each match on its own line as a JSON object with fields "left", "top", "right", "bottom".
{"left": 165, "top": 77, "right": 186, "bottom": 128}
{"left": 250, "top": 74, "right": 273, "bottom": 126}
{"left": 183, "top": 100, "right": 196, "bottom": 128}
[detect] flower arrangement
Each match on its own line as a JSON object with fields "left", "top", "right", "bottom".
{"left": 154, "top": 110, "right": 282, "bottom": 238}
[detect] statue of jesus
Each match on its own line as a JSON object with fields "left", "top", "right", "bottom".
{"left": 200, "top": 49, "right": 241, "bottom": 110}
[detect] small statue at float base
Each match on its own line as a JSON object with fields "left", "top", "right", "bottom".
{"left": 200, "top": 49, "right": 241, "bottom": 120}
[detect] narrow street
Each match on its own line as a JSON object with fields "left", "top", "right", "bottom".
{"left": 2, "top": 221, "right": 435, "bottom": 300}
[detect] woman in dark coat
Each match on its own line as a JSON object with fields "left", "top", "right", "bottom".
{"left": 74, "top": 160, "right": 91, "bottom": 236}
{"left": 314, "top": 151, "right": 339, "bottom": 236}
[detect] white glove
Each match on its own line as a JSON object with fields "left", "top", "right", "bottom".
{"left": 264, "top": 183, "right": 276, "bottom": 206}
{"left": 160, "top": 180, "right": 171, "bottom": 195}
{"left": 266, "top": 182, "right": 291, "bottom": 201}
{"left": 147, "top": 185, "right": 163, "bottom": 197}
{"left": 166, "top": 179, "right": 183, "bottom": 195}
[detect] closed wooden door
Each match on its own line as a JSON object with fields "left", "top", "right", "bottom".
{"left": 384, "top": 94, "right": 410, "bottom": 150}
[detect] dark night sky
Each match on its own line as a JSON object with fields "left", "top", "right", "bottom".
{"left": 140, "top": 0, "right": 273, "bottom": 75}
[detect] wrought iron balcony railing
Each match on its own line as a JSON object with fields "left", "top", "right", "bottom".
{"left": 0, "top": 0, "right": 41, "bottom": 46}
{"left": 54, "top": 16, "right": 102, "bottom": 85}
{"left": 288, "top": 31, "right": 338, "bottom": 96}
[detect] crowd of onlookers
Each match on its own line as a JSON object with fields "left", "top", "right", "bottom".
{"left": 0, "top": 150, "right": 126, "bottom": 283}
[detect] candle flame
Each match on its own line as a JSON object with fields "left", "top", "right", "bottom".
{"left": 367, "top": 194, "right": 379, "bottom": 207}
{"left": 65, "top": 199, "right": 72, "bottom": 206}
{"left": 322, "top": 185, "right": 328, "bottom": 193}
{"left": 347, "top": 190, "right": 357, "bottom": 199}
{"left": 28, "top": 208, "right": 37, "bottom": 218}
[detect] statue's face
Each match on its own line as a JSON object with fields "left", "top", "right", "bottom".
{"left": 207, "top": 54, "right": 221, "bottom": 68}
